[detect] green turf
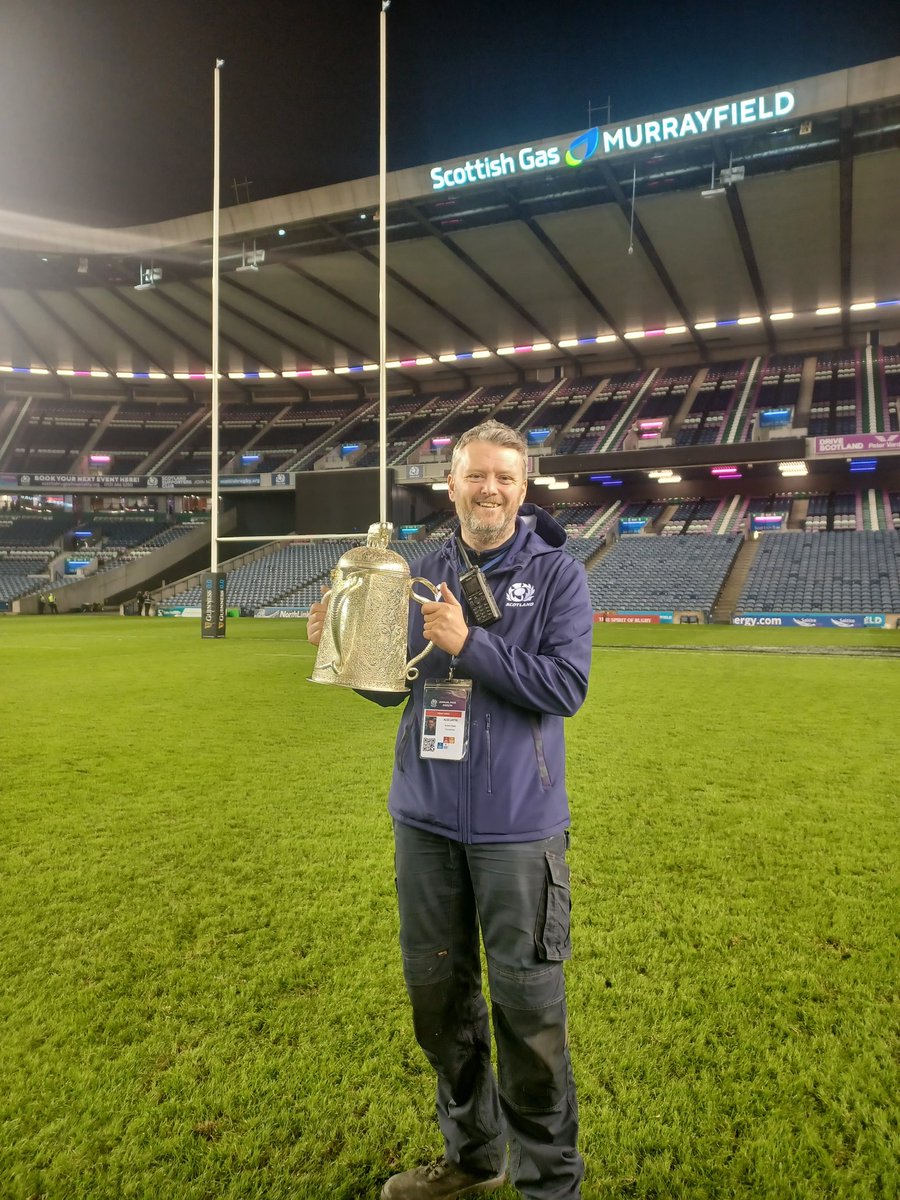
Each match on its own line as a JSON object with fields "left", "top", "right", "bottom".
{"left": 0, "top": 617, "right": 897, "bottom": 1198}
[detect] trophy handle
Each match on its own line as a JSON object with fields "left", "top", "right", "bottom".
{"left": 330, "top": 574, "right": 363, "bottom": 672}
{"left": 405, "top": 578, "right": 442, "bottom": 681}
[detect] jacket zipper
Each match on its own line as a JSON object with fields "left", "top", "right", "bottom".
{"left": 462, "top": 733, "right": 471, "bottom": 842}
{"left": 485, "top": 713, "right": 493, "bottom": 794}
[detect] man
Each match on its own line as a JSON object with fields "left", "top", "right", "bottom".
{"left": 308, "top": 420, "right": 593, "bottom": 1199}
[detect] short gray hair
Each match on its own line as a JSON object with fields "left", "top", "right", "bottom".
{"left": 450, "top": 419, "right": 528, "bottom": 479}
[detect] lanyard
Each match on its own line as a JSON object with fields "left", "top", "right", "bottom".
{"left": 455, "top": 536, "right": 511, "bottom": 576}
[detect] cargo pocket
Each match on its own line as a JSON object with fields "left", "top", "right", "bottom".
{"left": 536, "top": 852, "right": 572, "bottom": 961}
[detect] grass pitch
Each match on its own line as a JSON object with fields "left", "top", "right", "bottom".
{"left": 0, "top": 617, "right": 897, "bottom": 1199}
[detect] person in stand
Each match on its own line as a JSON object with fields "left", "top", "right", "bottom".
{"left": 308, "top": 419, "right": 593, "bottom": 1200}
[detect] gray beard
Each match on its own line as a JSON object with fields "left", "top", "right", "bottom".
{"left": 460, "top": 507, "right": 516, "bottom": 548}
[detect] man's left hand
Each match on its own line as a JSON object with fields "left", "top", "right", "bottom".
{"left": 421, "top": 581, "right": 469, "bottom": 656}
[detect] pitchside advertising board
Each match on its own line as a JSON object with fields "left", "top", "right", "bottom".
{"left": 595, "top": 612, "right": 675, "bottom": 624}
{"left": 733, "top": 614, "right": 890, "bottom": 628}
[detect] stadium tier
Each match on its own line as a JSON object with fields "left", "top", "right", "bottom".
{"left": 4, "top": 344, "right": 896, "bottom": 481}
{"left": 586, "top": 533, "right": 743, "bottom": 615}
{"left": 736, "top": 531, "right": 900, "bottom": 614}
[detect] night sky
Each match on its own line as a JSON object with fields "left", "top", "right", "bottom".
{"left": 0, "top": 0, "right": 898, "bottom": 228}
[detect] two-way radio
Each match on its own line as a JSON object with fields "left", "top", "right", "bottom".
{"left": 457, "top": 538, "right": 502, "bottom": 627}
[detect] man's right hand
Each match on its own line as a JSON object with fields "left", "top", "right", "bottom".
{"left": 306, "top": 587, "right": 331, "bottom": 646}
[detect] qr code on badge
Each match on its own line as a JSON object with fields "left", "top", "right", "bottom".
{"left": 422, "top": 738, "right": 436, "bottom": 752}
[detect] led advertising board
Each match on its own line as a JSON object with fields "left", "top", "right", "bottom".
{"left": 430, "top": 89, "right": 795, "bottom": 192}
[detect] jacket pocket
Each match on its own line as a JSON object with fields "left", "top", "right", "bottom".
{"left": 530, "top": 716, "right": 552, "bottom": 788}
{"left": 396, "top": 721, "right": 412, "bottom": 774}
{"left": 536, "top": 852, "right": 572, "bottom": 961}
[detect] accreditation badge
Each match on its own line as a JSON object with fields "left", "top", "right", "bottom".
{"left": 420, "top": 678, "right": 472, "bottom": 762}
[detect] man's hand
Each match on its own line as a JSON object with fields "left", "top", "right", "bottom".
{"left": 421, "top": 581, "right": 469, "bottom": 657}
{"left": 307, "top": 587, "right": 331, "bottom": 646}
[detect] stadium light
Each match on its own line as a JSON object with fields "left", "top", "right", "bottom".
{"left": 701, "top": 161, "right": 725, "bottom": 198}
{"left": 533, "top": 476, "right": 556, "bottom": 485}
{"left": 135, "top": 264, "right": 162, "bottom": 291}
{"left": 236, "top": 242, "right": 266, "bottom": 273}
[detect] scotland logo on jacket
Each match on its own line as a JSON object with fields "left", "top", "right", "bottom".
{"left": 506, "top": 581, "right": 535, "bottom": 607}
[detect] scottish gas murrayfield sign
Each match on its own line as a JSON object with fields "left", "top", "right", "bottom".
{"left": 430, "top": 89, "right": 795, "bottom": 192}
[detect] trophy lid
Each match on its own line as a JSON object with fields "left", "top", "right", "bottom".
{"left": 335, "top": 521, "right": 408, "bottom": 574}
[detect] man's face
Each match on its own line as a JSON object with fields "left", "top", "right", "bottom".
{"left": 448, "top": 441, "right": 527, "bottom": 550}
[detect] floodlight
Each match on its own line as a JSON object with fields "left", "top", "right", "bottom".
{"left": 135, "top": 265, "right": 162, "bottom": 291}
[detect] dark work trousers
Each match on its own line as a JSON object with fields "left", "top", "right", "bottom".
{"left": 393, "top": 820, "right": 583, "bottom": 1200}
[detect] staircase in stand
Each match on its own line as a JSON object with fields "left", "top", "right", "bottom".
{"left": 710, "top": 537, "right": 761, "bottom": 623}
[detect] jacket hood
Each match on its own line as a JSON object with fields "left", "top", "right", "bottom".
{"left": 439, "top": 503, "right": 568, "bottom": 568}
{"left": 517, "top": 502, "right": 568, "bottom": 550}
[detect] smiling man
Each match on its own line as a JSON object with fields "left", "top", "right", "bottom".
{"left": 308, "top": 419, "right": 593, "bottom": 1199}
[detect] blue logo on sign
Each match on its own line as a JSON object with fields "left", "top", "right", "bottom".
{"left": 565, "top": 127, "right": 599, "bottom": 167}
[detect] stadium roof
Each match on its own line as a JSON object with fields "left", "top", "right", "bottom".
{"left": 0, "top": 55, "right": 898, "bottom": 402}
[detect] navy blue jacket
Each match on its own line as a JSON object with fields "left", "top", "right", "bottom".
{"left": 367, "top": 504, "right": 593, "bottom": 844}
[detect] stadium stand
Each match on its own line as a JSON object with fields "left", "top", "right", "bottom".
{"left": 676, "top": 360, "right": 747, "bottom": 446}
{"left": 731, "top": 353, "right": 805, "bottom": 443}
{"left": 0, "top": 513, "right": 71, "bottom": 547}
{"left": 0, "top": 557, "right": 51, "bottom": 603}
{"left": 661, "top": 499, "right": 723, "bottom": 535}
{"left": 623, "top": 366, "right": 695, "bottom": 445}
{"left": 804, "top": 493, "right": 858, "bottom": 532}
{"left": 554, "top": 370, "right": 646, "bottom": 455}
{"left": 164, "top": 540, "right": 357, "bottom": 612}
{"left": 519, "top": 384, "right": 588, "bottom": 448}
{"left": 807, "top": 350, "right": 860, "bottom": 436}
{"left": 586, "top": 533, "right": 743, "bottom": 614}
{"left": 5, "top": 401, "right": 114, "bottom": 475}
{"left": 736, "top": 531, "right": 900, "bottom": 613}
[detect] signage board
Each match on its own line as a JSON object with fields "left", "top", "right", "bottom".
{"left": 812, "top": 434, "right": 900, "bottom": 456}
{"left": 430, "top": 88, "right": 795, "bottom": 193}
{"left": 732, "top": 613, "right": 887, "bottom": 628}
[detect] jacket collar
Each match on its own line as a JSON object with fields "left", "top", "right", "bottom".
{"left": 440, "top": 503, "right": 567, "bottom": 573}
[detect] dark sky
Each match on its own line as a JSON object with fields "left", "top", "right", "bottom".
{"left": 0, "top": 0, "right": 898, "bottom": 228}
